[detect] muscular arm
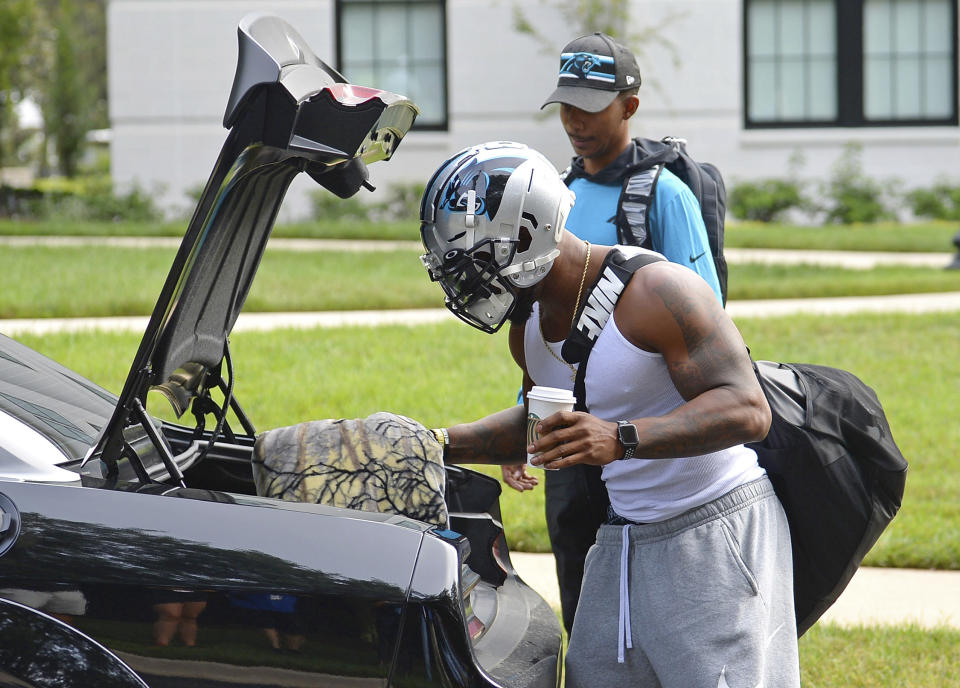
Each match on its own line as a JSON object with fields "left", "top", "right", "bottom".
{"left": 626, "top": 263, "right": 769, "bottom": 455}
{"left": 529, "top": 263, "right": 769, "bottom": 468}
{"left": 446, "top": 322, "right": 532, "bottom": 466}
{"left": 447, "top": 404, "right": 529, "bottom": 465}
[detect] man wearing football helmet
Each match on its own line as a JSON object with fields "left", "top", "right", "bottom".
{"left": 420, "top": 142, "right": 799, "bottom": 687}
{"left": 420, "top": 141, "right": 573, "bottom": 333}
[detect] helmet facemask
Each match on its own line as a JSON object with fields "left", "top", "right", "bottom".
{"left": 420, "top": 142, "right": 572, "bottom": 333}
{"left": 421, "top": 236, "right": 519, "bottom": 333}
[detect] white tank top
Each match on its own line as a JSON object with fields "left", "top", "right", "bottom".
{"left": 524, "top": 302, "right": 579, "bottom": 391}
{"left": 524, "top": 279, "right": 765, "bottom": 523}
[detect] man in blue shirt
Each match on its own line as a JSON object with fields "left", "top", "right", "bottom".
{"left": 503, "top": 32, "right": 722, "bottom": 634}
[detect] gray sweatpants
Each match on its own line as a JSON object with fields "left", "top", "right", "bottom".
{"left": 565, "top": 478, "right": 800, "bottom": 688}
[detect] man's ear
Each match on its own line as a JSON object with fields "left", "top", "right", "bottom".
{"left": 622, "top": 94, "right": 640, "bottom": 120}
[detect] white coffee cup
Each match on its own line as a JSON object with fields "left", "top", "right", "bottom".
{"left": 526, "top": 386, "right": 577, "bottom": 468}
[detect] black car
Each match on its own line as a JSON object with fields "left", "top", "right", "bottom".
{"left": 0, "top": 14, "right": 561, "bottom": 688}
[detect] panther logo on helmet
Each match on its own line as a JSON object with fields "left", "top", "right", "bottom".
{"left": 419, "top": 142, "right": 574, "bottom": 333}
{"left": 438, "top": 171, "right": 488, "bottom": 218}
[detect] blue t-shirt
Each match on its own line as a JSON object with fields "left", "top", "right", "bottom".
{"left": 566, "top": 168, "right": 722, "bottom": 303}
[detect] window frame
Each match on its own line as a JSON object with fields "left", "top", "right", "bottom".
{"left": 742, "top": 0, "right": 959, "bottom": 129}
{"left": 335, "top": 0, "right": 449, "bottom": 131}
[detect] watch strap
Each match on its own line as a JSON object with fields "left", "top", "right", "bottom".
{"left": 617, "top": 420, "right": 639, "bottom": 460}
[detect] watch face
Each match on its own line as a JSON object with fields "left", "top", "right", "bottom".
{"left": 618, "top": 421, "right": 639, "bottom": 446}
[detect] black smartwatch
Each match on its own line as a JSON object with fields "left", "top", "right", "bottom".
{"left": 617, "top": 421, "right": 639, "bottom": 460}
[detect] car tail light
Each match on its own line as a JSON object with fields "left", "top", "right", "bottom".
{"left": 432, "top": 528, "right": 491, "bottom": 641}
{"left": 324, "top": 83, "right": 391, "bottom": 106}
{"left": 460, "top": 565, "right": 487, "bottom": 640}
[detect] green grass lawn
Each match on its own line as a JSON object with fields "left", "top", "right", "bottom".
{"left": 0, "top": 219, "right": 190, "bottom": 237}
{"left": 798, "top": 624, "right": 960, "bottom": 687}
{"left": 0, "top": 218, "right": 422, "bottom": 242}
{"left": 2, "top": 218, "right": 957, "bottom": 252}
{"left": 726, "top": 221, "right": 958, "bottom": 253}
{"left": 0, "top": 246, "right": 439, "bottom": 318}
{"left": 731, "top": 262, "right": 960, "bottom": 299}
{"left": 13, "top": 311, "right": 959, "bottom": 569}
{"left": 3, "top": 245, "right": 960, "bottom": 319}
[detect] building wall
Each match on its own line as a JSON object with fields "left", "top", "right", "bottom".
{"left": 109, "top": 0, "right": 960, "bottom": 221}
{"left": 109, "top": 0, "right": 337, "bottom": 219}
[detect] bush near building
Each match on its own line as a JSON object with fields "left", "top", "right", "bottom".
{"left": 730, "top": 143, "right": 960, "bottom": 226}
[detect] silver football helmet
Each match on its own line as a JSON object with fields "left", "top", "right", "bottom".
{"left": 419, "top": 141, "right": 574, "bottom": 333}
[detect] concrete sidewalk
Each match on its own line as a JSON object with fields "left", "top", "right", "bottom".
{"left": 0, "top": 235, "right": 423, "bottom": 253}
{"left": 511, "top": 552, "right": 960, "bottom": 629}
{"left": 4, "top": 291, "right": 960, "bottom": 337}
{"left": 2, "top": 235, "right": 955, "bottom": 268}
{"left": 0, "top": 308, "right": 456, "bottom": 336}
{"left": 725, "top": 247, "right": 954, "bottom": 269}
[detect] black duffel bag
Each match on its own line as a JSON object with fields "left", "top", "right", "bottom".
{"left": 747, "top": 361, "right": 908, "bottom": 635}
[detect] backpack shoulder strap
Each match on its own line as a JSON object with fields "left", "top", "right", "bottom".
{"left": 617, "top": 164, "right": 664, "bottom": 247}
{"left": 561, "top": 248, "right": 666, "bottom": 411}
{"left": 615, "top": 138, "right": 679, "bottom": 247}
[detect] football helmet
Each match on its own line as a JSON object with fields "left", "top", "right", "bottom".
{"left": 419, "top": 141, "right": 573, "bottom": 333}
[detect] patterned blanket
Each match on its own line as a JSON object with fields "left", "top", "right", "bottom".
{"left": 252, "top": 412, "right": 447, "bottom": 528}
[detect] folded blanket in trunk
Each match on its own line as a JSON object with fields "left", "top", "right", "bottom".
{"left": 252, "top": 412, "right": 447, "bottom": 528}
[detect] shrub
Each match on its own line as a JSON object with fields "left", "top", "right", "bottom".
{"left": 729, "top": 179, "right": 804, "bottom": 222}
{"left": 311, "top": 181, "right": 426, "bottom": 223}
{"left": 818, "top": 143, "right": 896, "bottom": 224}
{"left": 311, "top": 188, "right": 375, "bottom": 222}
{"left": 2, "top": 177, "right": 162, "bottom": 222}
{"left": 70, "top": 178, "right": 161, "bottom": 222}
{"left": 907, "top": 180, "right": 960, "bottom": 221}
{"left": 379, "top": 181, "right": 426, "bottom": 222}
{"left": 0, "top": 185, "right": 53, "bottom": 218}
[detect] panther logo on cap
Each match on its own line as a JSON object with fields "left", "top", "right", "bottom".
{"left": 558, "top": 51, "right": 616, "bottom": 84}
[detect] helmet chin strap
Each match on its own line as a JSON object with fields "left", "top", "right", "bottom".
{"left": 500, "top": 246, "right": 560, "bottom": 285}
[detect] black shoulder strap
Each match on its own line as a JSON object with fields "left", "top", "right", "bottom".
{"left": 561, "top": 248, "right": 666, "bottom": 411}
{"left": 617, "top": 164, "right": 664, "bottom": 247}
{"left": 614, "top": 138, "right": 683, "bottom": 247}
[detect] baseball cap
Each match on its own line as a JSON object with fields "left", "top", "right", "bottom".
{"left": 541, "top": 32, "right": 642, "bottom": 113}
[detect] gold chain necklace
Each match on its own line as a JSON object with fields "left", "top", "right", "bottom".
{"left": 539, "top": 242, "right": 591, "bottom": 381}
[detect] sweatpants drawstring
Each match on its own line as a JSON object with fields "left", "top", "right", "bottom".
{"left": 618, "top": 524, "right": 632, "bottom": 663}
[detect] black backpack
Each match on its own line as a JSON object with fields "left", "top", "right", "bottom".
{"left": 562, "top": 249, "right": 908, "bottom": 636}
{"left": 616, "top": 137, "right": 728, "bottom": 304}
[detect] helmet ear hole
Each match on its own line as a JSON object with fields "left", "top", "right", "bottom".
{"left": 517, "top": 225, "right": 533, "bottom": 254}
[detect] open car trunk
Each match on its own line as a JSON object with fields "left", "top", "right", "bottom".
{"left": 0, "top": 12, "right": 563, "bottom": 688}
{"left": 84, "top": 13, "right": 419, "bottom": 480}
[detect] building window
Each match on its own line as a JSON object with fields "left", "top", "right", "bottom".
{"left": 337, "top": 0, "right": 447, "bottom": 130}
{"left": 744, "top": 0, "right": 958, "bottom": 127}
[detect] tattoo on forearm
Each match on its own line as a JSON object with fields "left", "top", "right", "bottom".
{"left": 449, "top": 406, "right": 527, "bottom": 465}
{"left": 457, "top": 423, "right": 524, "bottom": 464}
{"left": 642, "top": 409, "right": 752, "bottom": 458}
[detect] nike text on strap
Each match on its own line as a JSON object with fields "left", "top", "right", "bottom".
{"left": 561, "top": 248, "right": 666, "bottom": 412}
{"left": 619, "top": 165, "right": 663, "bottom": 247}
